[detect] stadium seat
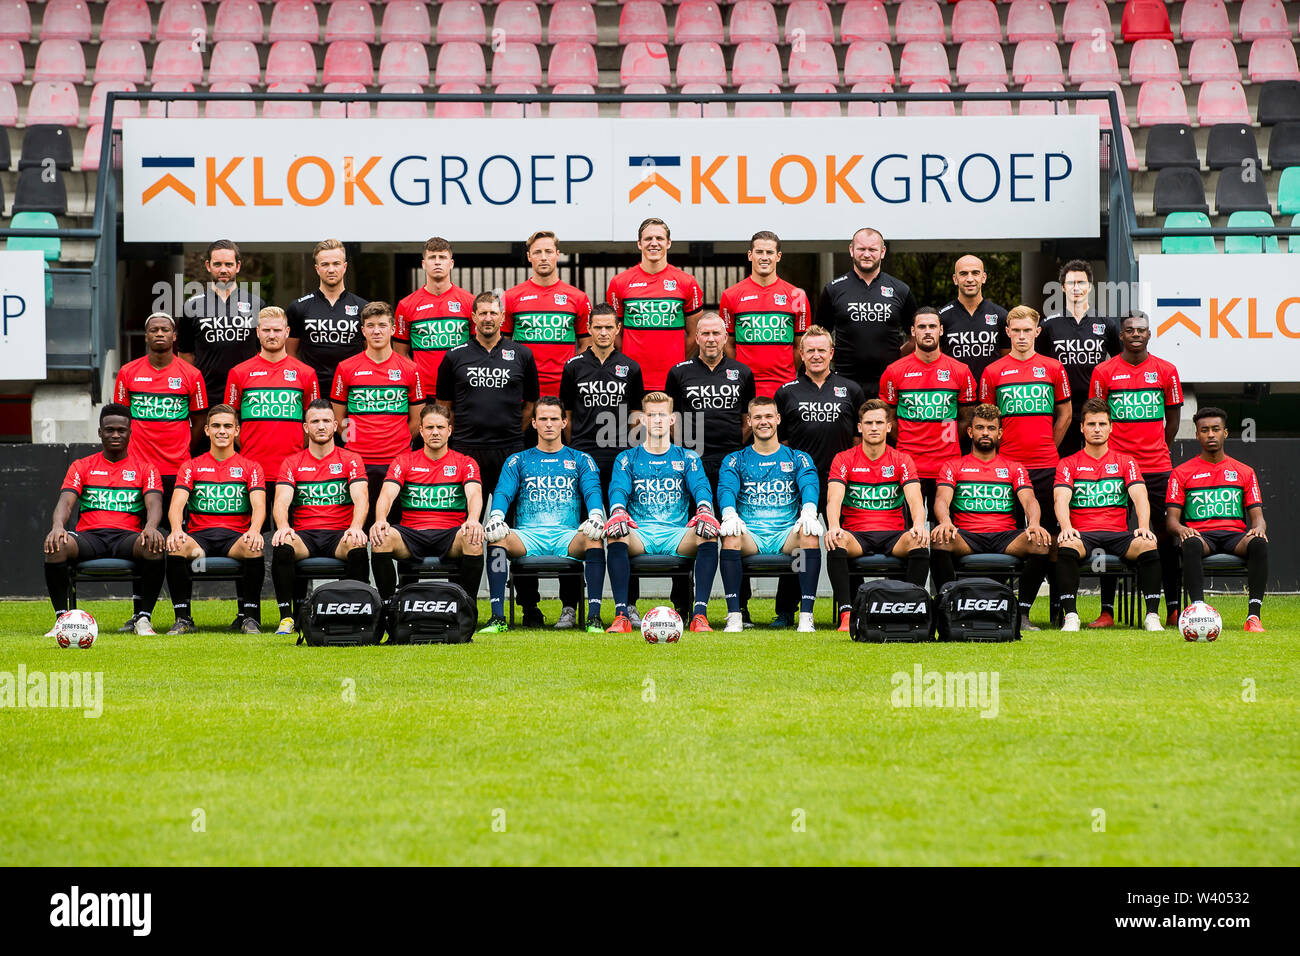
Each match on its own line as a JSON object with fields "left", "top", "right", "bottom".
{"left": 380, "top": 1, "right": 431, "bottom": 44}
{"left": 895, "top": 0, "right": 945, "bottom": 44}
{"left": 961, "top": 81, "right": 1012, "bottom": 117}
{"left": 263, "top": 82, "right": 312, "bottom": 119}
{"left": 100, "top": 1, "right": 151, "bottom": 42}
{"left": 33, "top": 39, "right": 86, "bottom": 83}
{"left": 146, "top": 81, "right": 198, "bottom": 118}
{"left": 791, "top": 81, "right": 840, "bottom": 118}
{"left": 6, "top": 211, "right": 61, "bottom": 260}
{"left": 548, "top": 41, "right": 599, "bottom": 86}
{"left": 206, "top": 82, "right": 256, "bottom": 119}
{"left": 20, "top": 125, "right": 72, "bottom": 170}
{"left": 78, "top": 125, "right": 104, "bottom": 170}
{"left": 505, "top": 556, "right": 587, "bottom": 628}
{"left": 1011, "top": 41, "right": 1064, "bottom": 84}
{"left": 320, "top": 81, "right": 368, "bottom": 119}
{"left": 214, "top": 0, "right": 264, "bottom": 43}
{"left": 1152, "top": 167, "right": 1209, "bottom": 214}
{"left": 904, "top": 81, "right": 954, "bottom": 117}
{"left": 1238, "top": 0, "right": 1290, "bottom": 41}
{"left": 549, "top": 1, "right": 598, "bottom": 44}
{"left": 495, "top": 2, "right": 544, "bottom": 45}
{"left": 0, "top": 0, "right": 29, "bottom": 41}
{"left": 325, "top": 1, "right": 375, "bottom": 43}
{"left": 1279, "top": 167, "right": 1300, "bottom": 215}
{"left": 848, "top": 82, "right": 898, "bottom": 117}
{"left": 156, "top": 0, "right": 205, "bottom": 41}
{"left": 434, "top": 83, "right": 485, "bottom": 119}
{"left": 1198, "top": 81, "right": 1250, "bottom": 127}
{"left": 492, "top": 82, "right": 541, "bottom": 119}
{"left": 548, "top": 83, "right": 597, "bottom": 118}
{"left": 840, "top": 1, "right": 890, "bottom": 43}
{"left": 269, "top": 0, "right": 319, "bottom": 43}
{"left": 678, "top": 82, "right": 726, "bottom": 119}
{"left": 208, "top": 40, "right": 261, "bottom": 85}
{"left": 677, "top": 41, "right": 727, "bottom": 86}
{"left": 1258, "top": 81, "right": 1300, "bottom": 126}
{"left": 788, "top": 40, "right": 839, "bottom": 85}
{"left": 1078, "top": 80, "right": 1128, "bottom": 127}
{"left": 1121, "top": 0, "right": 1172, "bottom": 42}
{"left": 435, "top": 42, "right": 487, "bottom": 86}
{"left": 25, "top": 83, "right": 78, "bottom": 127}
{"left": 844, "top": 41, "right": 894, "bottom": 84}
{"left": 93, "top": 40, "right": 147, "bottom": 84}
{"left": 322, "top": 41, "right": 372, "bottom": 86}
{"left": 732, "top": 42, "right": 781, "bottom": 85}
{"left": 1206, "top": 124, "right": 1259, "bottom": 170}
{"left": 1178, "top": 0, "right": 1231, "bottom": 42}
{"left": 899, "top": 41, "right": 949, "bottom": 85}
{"left": 956, "top": 41, "right": 1006, "bottom": 85}
{"left": 150, "top": 39, "right": 203, "bottom": 85}
{"left": 952, "top": 2, "right": 1002, "bottom": 43}
{"left": 735, "top": 81, "right": 783, "bottom": 119}
{"left": 490, "top": 43, "right": 542, "bottom": 85}
{"left": 0, "top": 80, "right": 16, "bottom": 125}
{"left": 265, "top": 40, "right": 318, "bottom": 86}
{"left": 1291, "top": 215, "right": 1300, "bottom": 253}
{"left": 1106, "top": 124, "right": 1140, "bottom": 172}
{"left": 1188, "top": 38, "right": 1240, "bottom": 84}
{"left": 1249, "top": 39, "right": 1300, "bottom": 84}
{"left": 378, "top": 41, "right": 429, "bottom": 86}
{"left": 87, "top": 80, "right": 138, "bottom": 127}
{"left": 1127, "top": 39, "right": 1180, "bottom": 84}
{"left": 1137, "top": 81, "right": 1189, "bottom": 127}
{"left": 13, "top": 167, "right": 67, "bottom": 216}
{"left": 0, "top": 39, "right": 21, "bottom": 83}
{"left": 377, "top": 83, "right": 426, "bottom": 119}
{"left": 621, "top": 2, "right": 668, "bottom": 44}
{"left": 436, "top": 2, "right": 485, "bottom": 43}
{"left": 41, "top": 0, "right": 91, "bottom": 41}
{"left": 676, "top": 2, "right": 723, "bottom": 45}
{"left": 621, "top": 82, "right": 671, "bottom": 119}
{"left": 1062, "top": 0, "right": 1112, "bottom": 43}
{"left": 1007, "top": 1, "right": 1056, "bottom": 43}
{"left": 729, "top": 1, "right": 778, "bottom": 44}
{"left": 785, "top": 1, "right": 834, "bottom": 44}
{"left": 1069, "top": 40, "right": 1119, "bottom": 85}
{"left": 1224, "top": 210, "right": 1280, "bottom": 253}
{"left": 622, "top": 41, "right": 672, "bottom": 86}
{"left": 1215, "top": 165, "right": 1271, "bottom": 215}
{"left": 1145, "top": 124, "right": 1199, "bottom": 169}
{"left": 1161, "top": 211, "right": 1216, "bottom": 254}
{"left": 1269, "top": 123, "right": 1300, "bottom": 169}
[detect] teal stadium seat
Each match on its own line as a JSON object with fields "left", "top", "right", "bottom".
{"left": 5, "top": 210, "right": 60, "bottom": 303}
{"left": 1161, "top": 212, "right": 1216, "bottom": 254}
{"left": 1224, "top": 210, "right": 1279, "bottom": 253}
{"left": 1291, "top": 215, "right": 1300, "bottom": 253}
{"left": 1277, "top": 166, "right": 1300, "bottom": 216}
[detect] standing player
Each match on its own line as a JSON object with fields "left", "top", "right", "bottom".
{"left": 938, "top": 254, "right": 1009, "bottom": 387}
{"left": 330, "top": 302, "right": 424, "bottom": 526}
{"left": 720, "top": 231, "right": 809, "bottom": 397}
{"left": 716, "top": 397, "right": 823, "bottom": 633}
{"left": 178, "top": 239, "right": 264, "bottom": 404}
{"left": 503, "top": 230, "right": 592, "bottom": 400}
{"left": 816, "top": 227, "right": 918, "bottom": 398}
{"left": 606, "top": 218, "right": 704, "bottom": 391}
{"left": 826, "top": 400, "right": 930, "bottom": 632}
{"left": 269, "top": 400, "right": 370, "bottom": 636}
{"left": 164, "top": 405, "right": 266, "bottom": 634}
{"left": 478, "top": 398, "right": 607, "bottom": 634}
{"left": 603, "top": 393, "right": 720, "bottom": 633}
{"left": 42, "top": 405, "right": 166, "bottom": 636}
{"left": 1167, "top": 406, "right": 1268, "bottom": 632}
{"left": 286, "top": 238, "right": 369, "bottom": 391}
{"left": 393, "top": 236, "right": 476, "bottom": 391}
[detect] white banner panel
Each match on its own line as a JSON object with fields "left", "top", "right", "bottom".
{"left": 123, "top": 116, "right": 1100, "bottom": 242}
{"left": 0, "top": 250, "right": 48, "bottom": 380}
{"left": 1140, "top": 253, "right": 1300, "bottom": 382}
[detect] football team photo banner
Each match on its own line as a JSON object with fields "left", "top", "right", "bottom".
{"left": 123, "top": 115, "right": 1101, "bottom": 242}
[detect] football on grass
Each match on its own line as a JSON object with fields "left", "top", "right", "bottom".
{"left": 1179, "top": 602, "right": 1222, "bottom": 643}
{"left": 54, "top": 610, "right": 98, "bottom": 648}
{"left": 641, "top": 606, "right": 683, "bottom": 644}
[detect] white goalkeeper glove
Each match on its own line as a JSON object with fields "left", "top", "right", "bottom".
{"left": 797, "top": 504, "right": 824, "bottom": 537}
{"left": 719, "top": 507, "right": 748, "bottom": 538}
{"left": 484, "top": 510, "right": 510, "bottom": 543}
{"left": 580, "top": 509, "right": 606, "bottom": 540}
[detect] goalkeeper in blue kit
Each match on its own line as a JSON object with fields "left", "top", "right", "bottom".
{"left": 604, "top": 392, "right": 721, "bottom": 633}
{"left": 717, "top": 396, "right": 823, "bottom": 633}
{"left": 480, "top": 397, "right": 607, "bottom": 633}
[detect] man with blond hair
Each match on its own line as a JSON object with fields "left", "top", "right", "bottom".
{"left": 287, "top": 238, "right": 369, "bottom": 389}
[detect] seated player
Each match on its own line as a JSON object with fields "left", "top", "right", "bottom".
{"left": 370, "top": 402, "right": 486, "bottom": 602}
{"left": 479, "top": 397, "right": 607, "bottom": 634}
{"left": 930, "top": 404, "right": 1052, "bottom": 631}
{"left": 43, "top": 404, "right": 166, "bottom": 636}
{"left": 1167, "top": 406, "right": 1268, "bottom": 633}
{"left": 716, "top": 396, "right": 823, "bottom": 634}
{"left": 164, "top": 405, "right": 267, "bottom": 634}
{"left": 1055, "top": 398, "right": 1164, "bottom": 632}
{"left": 603, "top": 392, "right": 721, "bottom": 634}
{"left": 826, "top": 399, "right": 931, "bottom": 633}
{"left": 269, "top": 399, "right": 370, "bottom": 636}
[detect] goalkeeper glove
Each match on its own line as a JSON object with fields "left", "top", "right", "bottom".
{"left": 796, "top": 504, "right": 824, "bottom": 537}
{"left": 719, "top": 507, "right": 748, "bottom": 538}
{"left": 580, "top": 509, "right": 606, "bottom": 540}
{"left": 687, "top": 502, "right": 721, "bottom": 540}
{"left": 483, "top": 510, "right": 510, "bottom": 543}
{"left": 603, "top": 507, "right": 637, "bottom": 539}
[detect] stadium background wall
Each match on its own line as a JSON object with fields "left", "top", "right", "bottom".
{"left": 0, "top": 440, "right": 1294, "bottom": 600}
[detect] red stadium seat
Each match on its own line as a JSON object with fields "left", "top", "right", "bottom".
{"left": 81, "top": 124, "right": 112, "bottom": 170}
{"left": 1249, "top": 39, "right": 1300, "bottom": 84}
{"left": 735, "top": 81, "right": 783, "bottom": 119}
{"left": 492, "top": 82, "right": 541, "bottom": 119}
{"left": 321, "top": 81, "right": 369, "bottom": 118}
{"left": 323, "top": 40, "right": 372, "bottom": 86}
{"left": 676, "top": 41, "right": 727, "bottom": 85}
{"left": 621, "top": 41, "right": 671, "bottom": 85}
{"left": 1019, "top": 79, "right": 1068, "bottom": 116}
{"left": 675, "top": 1, "right": 722, "bottom": 44}
{"left": 214, "top": 0, "right": 263, "bottom": 42}
{"left": 1068, "top": 39, "right": 1120, "bottom": 84}
{"left": 961, "top": 81, "right": 1012, "bottom": 117}
{"left": 731, "top": 42, "right": 782, "bottom": 86}
{"left": 549, "top": 2, "right": 598, "bottom": 44}
{"left": 1197, "top": 81, "right": 1251, "bottom": 126}
{"left": 491, "top": 43, "right": 542, "bottom": 85}
{"left": 93, "top": 39, "right": 147, "bottom": 84}
{"left": 1120, "top": 0, "right": 1172, "bottom": 42}
{"left": 146, "top": 81, "right": 198, "bottom": 118}
{"left": 1061, "top": 0, "right": 1111, "bottom": 44}
{"left": 25, "top": 81, "right": 80, "bottom": 126}
{"left": 265, "top": 40, "right": 317, "bottom": 86}
{"left": 263, "top": 82, "right": 312, "bottom": 119}
{"left": 955, "top": 40, "right": 1007, "bottom": 85}
{"left": 208, "top": 40, "right": 261, "bottom": 85}
{"left": 268, "top": 1, "right": 319, "bottom": 44}
{"left": 33, "top": 40, "right": 86, "bottom": 84}
{"left": 847, "top": 81, "right": 897, "bottom": 118}
{"left": 88, "top": 80, "right": 138, "bottom": 126}
{"left": 622, "top": 82, "right": 671, "bottom": 119}
{"left": 206, "top": 82, "right": 256, "bottom": 120}
{"left": 1007, "top": 1, "right": 1056, "bottom": 43}
{"left": 380, "top": 1, "right": 431, "bottom": 44}
{"left": 1011, "top": 40, "right": 1064, "bottom": 84}
{"left": 156, "top": 0, "right": 206, "bottom": 42}
{"left": 1188, "top": 39, "right": 1241, "bottom": 84}
{"left": 728, "top": 1, "right": 778, "bottom": 45}
{"left": 41, "top": 0, "right": 91, "bottom": 42}
{"left": 99, "top": 3, "right": 152, "bottom": 43}
{"left": 904, "top": 82, "right": 954, "bottom": 117}
{"left": 378, "top": 41, "right": 429, "bottom": 86}
{"left": 435, "top": 42, "right": 486, "bottom": 86}
{"left": 1239, "top": 0, "right": 1291, "bottom": 42}
{"left": 1137, "top": 80, "right": 1190, "bottom": 126}
{"left": 840, "top": 1, "right": 890, "bottom": 44}
{"left": 437, "top": 2, "right": 486, "bottom": 44}
{"left": 788, "top": 40, "right": 839, "bottom": 85}
{"left": 0, "top": 1, "right": 30, "bottom": 42}
{"left": 952, "top": 0, "right": 1002, "bottom": 43}
{"left": 1178, "top": 0, "right": 1230, "bottom": 42}
{"left": 1077, "top": 81, "right": 1128, "bottom": 127}
{"left": 434, "top": 83, "right": 485, "bottom": 119}
{"left": 678, "top": 82, "right": 726, "bottom": 118}
{"left": 620, "top": 2, "right": 668, "bottom": 44}
{"left": 548, "top": 83, "right": 597, "bottom": 118}
{"left": 324, "top": 2, "right": 375, "bottom": 43}
{"left": 0, "top": 39, "right": 21, "bottom": 83}
{"left": 895, "top": 0, "right": 945, "bottom": 44}
{"left": 791, "top": 81, "right": 841, "bottom": 118}
{"left": 377, "top": 83, "right": 426, "bottom": 119}
{"left": 899, "top": 41, "right": 949, "bottom": 85}
{"left": 495, "top": 2, "right": 544, "bottom": 44}
{"left": 1127, "top": 39, "right": 1180, "bottom": 84}
{"left": 844, "top": 40, "right": 894, "bottom": 84}
{"left": 785, "top": 1, "right": 834, "bottom": 44}
{"left": 548, "top": 41, "right": 599, "bottom": 86}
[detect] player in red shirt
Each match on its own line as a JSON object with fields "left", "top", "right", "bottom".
{"left": 164, "top": 404, "right": 266, "bottom": 634}
{"left": 720, "top": 230, "right": 810, "bottom": 397}
{"left": 330, "top": 301, "right": 425, "bottom": 527}
{"left": 931, "top": 404, "right": 1052, "bottom": 630}
{"left": 1167, "top": 406, "right": 1269, "bottom": 632}
{"left": 1089, "top": 310, "right": 1184, "bottom": 627}
{"left": 503, "top": 230, "right": 592, "bottom": 399}
{"left": 606, "top": 217, "right": 704, "bottom": 391}
{"left": 394, "top": 236, "right": 476, "bottom": 390}
{"left": 370, "top": 402, "right": 485, "bottom": 603}
{"left": 826, "top": 399, "right": 930, "bottom": 631}
{"left": 42, "top": 404, "right": 165, "bottom": 636}
{"left": 1054, "top": 398, "right": 1164, "bottom": 632}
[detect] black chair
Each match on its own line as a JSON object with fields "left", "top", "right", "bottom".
{"left": 1144, "top": 124, "right": 1199, "bottom": 170}
{"left": 1257, "top": 80, "right": 1300, "bottom": 126}
{"left": 67, "top": 558, "right": 136, "bottom": 608}
{"left": 507, "top": 554, "right": 585, "bottom": 627}
{"left": 1215, "top": 167, "right": 1271, "bottom": 215}
{"left": 12, "top": 166, "right": 67, "bottom": 215}
{"left": 1267, "top": 122, "right": 1300, "bottom": 169}
{"left": 18, "top": 125, "right": 73, "bottom": 170}
{"left": 1205, "top": 124, "right": 1259, "bottom": 171}
{"left": 1152, "top": 166, "right": 1209, "bottom": 214}
{"left": 628, "top": 554, "right": 695, "bottom": 619}
{"left": 954, "top": 552, "right": 1023, "bottom": 592}
{"left": 396, "top": 555, "right": 462, "bottom": 587}
{"left": 293, "top": 556, "right": 349, "bottom": 617}
{"left": 1181, "top": 553, "right": 1248, "bottom": 609}
{"left": 1080, "top": 554, "right": 1140, "bottom": 627}
{"left": 0, "top": 133, "right": 10, "bottom": 171}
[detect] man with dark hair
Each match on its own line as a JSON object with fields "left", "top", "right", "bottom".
{"left": 938, "top": 254, "right": 1009, "bottom": 387}
{"left": 164, "top": 404, "right": 266, "bottom": 634}
{"left": 178, "top": 239, "right": 264, "bottom": 402}
{"left": 286, "top": 238, "right": 369, "bottom": 390}
{"left": 394, "top": 236, "right": 476, "bottom": 390}
{"left": 503, "top": 230, "right": 592, "bottom": 400}
{"left": 1167, "top": 406, "right": 1268, "bottom": 633}
{"left": 42, "top": 404, "right": 166, "bottom": 636}
{"left": 720, "top": 231, "right": 809, "bottom": 397}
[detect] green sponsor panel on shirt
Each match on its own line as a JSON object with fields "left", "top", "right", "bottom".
{"left": 241, "top": 387, "right": 303, "bottom": 422}
{"left": 1184, "top": 486, "right": 1244, "bottom": 522}
{"left": 1071, "top": 477, "right": 1127, "bottom": 510}
{"left": 1107, "top": 388, "right": 1164, "bottom": 422}
{"left": 348, "top": 386, "right": 409, "bottom": 416}
{"left": 954, "top": 481, "right": 1014, "bottom": 514}
{"left": 997, "top": 381, "right": 1054, "bottom": 417}
{"left": 400, "top": 482, "right": 468, "bottom": 512}
{"left": 130, "top": 392, "right": 189, "bottom": 422}
{"left": 897, "top": 388, "right": 958, "bottom": 422}
{"left": 735, "top": 312, "right": 795, "bottom": 345}
{"left": 80, "top": 486, "right": 144, "bottom": 514}
{"left": 190, "top": 481, "right": 250, "bottom": 515}
{"left": 622, "top": 298, "right": 685, "bottom": 331}
{"left": 295, "top": 479, "right": 349, "bottom": 508}
{"left": 410, "top": 319, "right": 470, "bottom": 352}
{"left": 847, "top": 482, "right": 904, "bottom": 511}
{"left": 512, "top": 312, "right": 576, "bottom": 344}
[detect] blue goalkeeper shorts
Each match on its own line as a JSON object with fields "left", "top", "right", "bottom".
{"left": 515, "top": 525, "right": 582, "bottom": 559}
{"left": 746, "top": 521, "right": 796, "bottom": 556}
{"left": 635, "top": 521, "right": 689, "bottom": 556}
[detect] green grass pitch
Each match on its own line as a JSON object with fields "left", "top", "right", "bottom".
{"left": 1, "top": 594, "right": 1296, "bottom": 866}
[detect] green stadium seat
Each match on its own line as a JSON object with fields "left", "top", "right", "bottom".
{"left": 5, "top": 210, "right": 60, "bottom": 260}
{"left": 1289, "top": 214, "right": 1300, "bottom": 253}
{"left": 1278, "top": 166, "right": 1300, "bottom": 216}
{"left": 1161, "top": 211, "right": 1216, "bottom": 254}
{"left": 1224, "top": 210, "right": 1279, "bottom": 254}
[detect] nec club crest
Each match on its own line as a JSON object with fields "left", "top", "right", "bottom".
{"left": 448, "top": 301, "right": 462, "bottom": 313}
{"left": 726, "top": 369, "right": 739, "bottom": 381}
{"left": 284, "top": 369, "right": 297, "bottom": 382}
{"left": 168, "top": 377, "right": 182, "bottom": 389}
{"left": 1105, "top": 463, "right": 1120, "bottom": 474}
{"left": 881, "top": 465, "right": 895, "bottom": 478}
{"left": 1145, "top": 372, "right": 1159, "bottom": 384}
{"left": 122, "top": 470, "right": 137, "bottom": 481}
{"left": 663, "top": 279, "right": 677, "bottom": 292}
{"left": 388, "top": 369, "right": 402, "bottom": 381}
{"left": 344, "top": 305, "right": 359, "bottom": 316}
{"left": 554, "top": 293, "right": 568, "bottom": 305}
{"left": 780, "top": 461, "right": 794, "bottom": 472}
{"left": 881, "top": 286, "right": 894, "bottom": 297}
{"left": 329, "top": 462, "right": 343, "bottom": 475}
{"left": 615, "top": 365, "right": 629, "bottom": 378}
{"left": 995, "top": 468, "right": 1009, "bottom": 478}
{"left": 834, "top": 386, "right": 847, "bottom": 397}
{"left": 1225, "top": 470, "right": 1238, "bottom": 481}
{"left": 985, "top": 315, "right": 998, "bottom": 325}
{"left": 230, "top": 467, "right": 243, "bottom": 478}
{"left": 937, "top": 369, "right": 951, "bottom": 382}
{"left": 1093, "top": 323, "right": 1106, "bottom": 335}
{"left": 774, "top": 294, "right": 788, "bottom": 306}
{"left": 444, "top": 465, "right": 458, "bottom": 476}
{"left": 1033, "top": 366, "right": 1046, "bottom": 378}
{"left": 671, "top": 460, "right": 684, "bottom": 471}
{"left": 564, "top": 459, "right": 576, "bottom": 470}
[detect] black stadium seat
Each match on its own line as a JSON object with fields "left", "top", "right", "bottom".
{"left": 1268, "top": 122, "right": 1300, "bottom": 169}
{"left": 1143, "top": 124, "right": 1199, "bottom": 169}
{"left": 0, "top": 133, "right": 10, "bottom": 170}
{"left": 1257, "top": 80, "right": 1300, "bottom": 126}
{"left": 18, "top": 124, "right": 73, "bottom": 170}
{"left": 12, "top": 166, "right": 68, "bottom": 215}
{"left": 1205, "top": 124, "right": 1260, "bottom": 170}
{"left": 1152, "top": 166, "right": 1209, "bottom": 214}
{"left": 1215, "top": 166, "right": 1272, "bottom": 215}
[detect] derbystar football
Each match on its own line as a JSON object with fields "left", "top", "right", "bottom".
{"left": 54, "top": 610, "right": 98, "bottom": 649}
{"left": 641, "top": 606, "right": 683, "bottom": 644}
{"left": 1179, "top": 602, "right": 1222, "bottom": 643}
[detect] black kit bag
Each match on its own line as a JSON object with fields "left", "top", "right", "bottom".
{"left": 386, "top": 581, "right": 477, "bottom": 645}
{"left": 850, "top": 579, "right": 934, "bottom": 643}
{"left": 299, "top": 580, "right": 386, "bottom": 647}
{"left": 935, "top": 578, "right": 1021, "bottom": 642}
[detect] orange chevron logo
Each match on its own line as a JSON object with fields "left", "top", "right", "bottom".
{"left": 629, "top": 172, "right": 681, "bottom": 202}
{"left": 142, "top": 173, "right": 195, "bottom": 205}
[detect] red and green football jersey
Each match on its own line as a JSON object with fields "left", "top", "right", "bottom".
{"left": 607, "top": 264, "right": 703, "bottom": 391}
{"left": 1089, "top": 354, "right": 1182, "bottom": 473}
{"left": 720, "top": 276, "right": 809, "bottom": 398}
{"left": 503, "top": 278, "right": 591, "bottom": 398}
{"left": 113, "top": 355, "right": 208, "bottom": 476}
{"left": 278, "top": 446, "right": 367, "bottom": 531}
{"left": 330, "top": 350, "right": 424, "bottom": 466}
{"left": 385, "top": 448, "right": 481, "bottom": 531}
{"left": 176, "top": 451, "right": 264, "bottom": 533}
{"left": 1167, "top": 455, "right": 1262, "bottom": 533}
{"left": 828, "top": 444, "right": 919, "bottom": 532}
{"left": 61, "top": 452, "right": 161, "bottom": 533}
{"left": 937, "top": 453, "right": 1031, "bottom": 534}
{"left": 879, "top": 352, "right": 978, "bottom": 479}
{"left": 394, "top": 284, "right": 476, "bottom": 390}
{"left": 224, "top": 353, "right": 319, "bottom": 478}
{"left": 979, "top": 352, "right": 1071, "bottom": 469}
{"left": 1055, "top": 448, "right": 1143, "bottom": 533}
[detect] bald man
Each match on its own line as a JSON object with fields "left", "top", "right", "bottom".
{"left": 938, "top": 254, "right": 1009, "bottom": 387}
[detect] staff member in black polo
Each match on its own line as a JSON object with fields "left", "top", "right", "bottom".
{"left": 286, "top": 238, "right": 370, "bottom": 391}
{"left": 178, "top": 238, "right": 264, "bottom": 407}
{"left": 938, "top": 254, "right": 1009, "bottom": 386}
{"left": 816, "top": 226, "right": 917, "bottom": 398}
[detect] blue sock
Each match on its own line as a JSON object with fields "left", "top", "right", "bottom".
{"left": 797, "top": 547, "right": 821, "bottom": 615}
{"left": 720, "top": 548, "right": 743, "bottom": 613}
{"left": 486, "top": 545, "right": 508, "bottom": 619}
{"left": 693, "top": 541, "right": 719, "bottom": 617}
{"left": 584, "top": 548, "right": 605, "bottom": 620}
{"left": 607, "top": 541, "right": 630, "bottom": 617}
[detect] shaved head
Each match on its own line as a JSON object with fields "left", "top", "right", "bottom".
{"left": 954, "top": 254, "right": 984, "bottom": 273}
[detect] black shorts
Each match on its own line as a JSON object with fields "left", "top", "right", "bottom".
{"left": 1196, "top": 528, "right": 1249, "bottom": 556}
{"left": 1143, "top": 470, "right": 1170, "bottom": 532}
{"left": 395, "top": 525, "right": 458, "bottom": 561}
{"left": 1023, "top": 467, "right": 1059, "bottom": 534}
{"left": 159, "top": 474, "right": 177, "bottom": 531}
{"left": 190, "top": 527, "right": 242, "bottom": 557}
{"left": 70, "top": 528, "right": 137, "bottom": 561}
{"left": 584, "top": 448, "right": 620, "bottom": 497}
{"left": 958, "top": 528, "right": 1021, "bottom": 555}
{"left": 848, "top": 529, "right": 905, "bottom": 555}
{"left": 1079, "top": 530, "right": 1136, "bottom": 559}
{"left": 917, "top": 477, "right": 938, "bottom": 522}
{"left": 365, "top": 464, "right": 397, "bottom": 526}
{"left": 454, "top": 441, "right": 524, "bottom": 507}
{"left": 298, "top": 528, "right": 347, "bottom": 558}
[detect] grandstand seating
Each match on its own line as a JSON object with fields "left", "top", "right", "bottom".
{"left": 381, "top": 2, "right": 431, "bottom": 44}
{"left": 1145, "top": 124, "right": 1200, "bottom": 170}
{"left": 491, "top": 43, "right": 542, "bottom": 85}
{"left": 1224, "top": 210, "right": 1279, "bottom": 253}
{"left": 268, "top": 1, "right": 318, "bottom": 44}
{"left": 437, "top": 2, "right": 486, "bottom": 44}
{"left": 495, "top": 3, "right": 543, "bottom": 44}
{"left": 214, "top": 1, "right": 263, "bottom": 44}
{"left": 550, "top": 2, "right": 598, "bottom": 44}
{"left": 1270, "top": 124, "right": 1300, "bottom": 170}
{"left": 1206, "top": 124, "right": 1259, "bottom": 171}
{"left": 1161, "top": 212, "right": 1217, "bottom": 254}
{"left": 99, "top": 1, "right": 151, "bottom": 43}
{"left": 841, "top": 1, "right": 890, "bottom": 44}
{"left": 620, "top": 4, "right": 668, "bottom": 46}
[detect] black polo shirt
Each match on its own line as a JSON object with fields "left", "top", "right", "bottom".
{"left": 286, "top": 288, "right": 369, "bottom": 390}
{"left": 1036, "top": 310, "right": 1122, "bottom": 411}
{"left": 816, "top": 270, "right": 917, "bottom": 396}
{"left": 177, "top": 285, "right": 264, "bottom": 400}
{"left": 938, "top": 297, "right": 1009, "bottom": 385}
{"left": 664, "top": 355, "right": 756, "bottom": 465}
{"left": 559, "top": 347, "right": 645, "bottom": 459}
{"left": 436, "top": 336, "right": 540, "bottom": 448}
{"left": 774, "top": 371, "right": 866, "bottom": 479}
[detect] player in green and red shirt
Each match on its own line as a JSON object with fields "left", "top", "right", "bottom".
{"left": 720, "top": 230, "right": 809, "bottom": 398}
{"left": 826, "top": 399, "right": 930, "bottom": 631}
{"left": 606, "top": 217, "right": 704, "bottom": 391}
{"left": 331, "top": 301, "right": 425, "bottom": 527}
{"left": 42, "top": 404, "right": 165, "bottom": 636}
{"left": 370, "top": 402, "right": 485, "bottom": 602}
{"left": 1167, "top": 406, "right": 1269, "bottom": 632}
{"left": 394, "top": 236, "right": 476, "bottom": 390}
{"left": 164, "top": 404, "right": 266, "bottom": 635}
{"left": 1054, "top": 398, "right": 1163, "bottom": 632}
{"left": 503, "top": 230, "right": 592, "bottom": 399}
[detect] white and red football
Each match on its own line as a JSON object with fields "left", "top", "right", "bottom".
{"left": 1179, "top": 602, "right": 1222, "bottom": 643}
{"left": 641, "top": 606, "right": 683, "bottom": 644}
{"left": 54, "top": 609, "right": 98, "bottom": 648}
